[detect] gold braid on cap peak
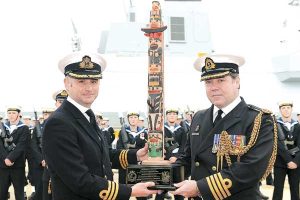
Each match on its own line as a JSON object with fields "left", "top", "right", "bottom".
{"left": 216, "top": 110, "right": 277, "bottom": 180}
{"left": 201, "top": 71, "right": 230, "bottom": 81}
{"left": 67, "top": 72, "right": 102, "bottom": 79}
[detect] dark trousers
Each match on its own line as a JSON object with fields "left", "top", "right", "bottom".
{"left": 30, "top": 167, "right": 44, "bottom": 200}
{"left": 272, "top": 167, "right": 300, "bottom": 200}
{"left": 0, "top": 168, "right": 25, "bottom": 200}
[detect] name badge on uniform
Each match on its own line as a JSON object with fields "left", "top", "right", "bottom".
{"left": 192, "top": 132, "right": 199, "bottom": 136}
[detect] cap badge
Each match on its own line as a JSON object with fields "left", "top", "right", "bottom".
{"left": 79, "top": 56, "right": 94, "bottom": 69}
{"left": 205, "top": 57, "right": 216, "bottom": 70}
{"left": 60, "top": 90, "right": 68, "bottom": 96}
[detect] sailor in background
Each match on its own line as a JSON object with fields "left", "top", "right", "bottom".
{"left": 117, "top": 111, "right": 148, "bottom": 199}
{"left": 95, "top": 111, "right": 103, "bottom": 128}
{"left": 100, "top": 117, "right": 115, "bottom": 148}
{"left": 182, "top": 110, "right": 194, "bottom": 133}
{"left": 138, "top": 116, "right": 147, "bottom": 130}
{"left": 155, "top": 108, "right": 186, "bottom": 200}
{"left": 0, "top": 106, "right": 30, "bottom": 200}
{"left": 272, "top": 101, "right": 300, "bottom": 200}
{"left": 23, "top": 116, "right": 33, "bottom": 128}
{"left": 171, "top": 54, "right": 277, "bottom": 199}
{"left": 29, "top": 107, "right": 55, "bottom": 200}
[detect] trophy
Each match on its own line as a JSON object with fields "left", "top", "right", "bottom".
{"left": 126, "top": 1, "right": 184, "bottom": 190}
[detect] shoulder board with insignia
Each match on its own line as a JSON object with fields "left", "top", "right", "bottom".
{"left": 261, "top": 108, "right": 272, "bottom": 114}
{"left": 247, "top": 104, "right": 261, "bottom": 112}
{"left": 248, "top": 104, "right": 272, "bottom": 114}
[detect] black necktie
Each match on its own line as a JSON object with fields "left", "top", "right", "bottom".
{"left": 86, "top": 109, "right": 98, "bottom": 130}
{"left": 86, "top": 109, "right": 113, "bottom": 180}
{"left": 213, "top": 109, "right": 223, "bottom": 126}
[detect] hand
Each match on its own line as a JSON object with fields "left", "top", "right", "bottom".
{"left": 169, "top": 156, "right": 177, "bottom": 163}
{"left": 137, "top": 143, "right": 148, "bottom": 162}
{"left": 171, "top": 180, "right": 200, "bottom": 198}
{"left": 41, "top": 160, "right": 46, "bottom": 167}
{"left": 287, "top": 161, "right": 297, "bottom": 169}
{"left": 4, "top": 158, "right": 14, "bottom": 166}
{"left": 131, "top": 182, "right": 160, "bottom": 197}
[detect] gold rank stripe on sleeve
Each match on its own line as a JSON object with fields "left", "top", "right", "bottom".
{"left": 119, "top": 150, "right": 129, "bottom": 169}
{"left": 119, "top": 150, "right": 125, "bottom": 169}
{"left": 212, "top": 174, "right": 227, "bottom": 198}
{"left": 216, "top": 173, "right": 231, "bottom": 197}
{"left": 209, "top": 176, "right": 223, "bottom": 200}
{"left": 99, "top": 181, "right": 119, "bottom": 200}
{"left": 206, "top": 176, "right": 220, "bottom": 200}
{"left": 206, "top": 173, "right": 232, "bottom": 200}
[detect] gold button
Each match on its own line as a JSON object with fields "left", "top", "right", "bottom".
{"left": 195, "top": 162, "right": 200, "bottom": 167}
{"left": 212, "top": 166, "right": 217, "bottom": 171}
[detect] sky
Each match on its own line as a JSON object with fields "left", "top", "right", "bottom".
{"left": 0, "top": 0, "right": 299, "bottom": 114}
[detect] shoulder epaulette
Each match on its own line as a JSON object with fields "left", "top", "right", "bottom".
{"left": 248, "top": 104, "right": 272, "bottom": 114}
{"left": 261, "top": 108, "right": 273, "bottom": 114}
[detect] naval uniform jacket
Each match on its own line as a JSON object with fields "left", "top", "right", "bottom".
{"left": 0, "top": 122, "right": 30, "bottom": 168}
{"left": 42, "top": 100, "right": 138, "bottom": 200}
{"left": 177, "top": 99, "right": 275, "bottom": 200}
{"left": 30, "top": 123, "right": 44, "bottom": 168}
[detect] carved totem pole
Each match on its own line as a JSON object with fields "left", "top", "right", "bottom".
{"left": 141, "top": 0, "right": 167, "bottom": 161}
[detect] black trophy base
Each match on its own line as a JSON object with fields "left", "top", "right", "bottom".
{"left": 126, "top": 164, "right": 184, "bottom": 191}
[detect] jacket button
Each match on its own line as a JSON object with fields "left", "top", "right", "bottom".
{"left": 195, "top": 162, "right": 200, "bottom": 167}
{"left": 212, "top": 166, "right": 217, "bottom": 171}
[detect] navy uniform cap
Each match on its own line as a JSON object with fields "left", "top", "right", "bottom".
{"left": 166, "top": 108, "right": 178, "bottom": 115}
{"left": 42, "top": 107, "right": 56, "bottom": 113}
{"left": 194, "top": 53, "right": 245, "bottom": 81}
{"left": 127, "top": 111, "right": 140, "bottom": 117}
{"left": 58, "top": 51, "right": 107, "bottom": 79}
{"left": 52, "top": 89, "right": 68, "bottom": 101}
{"left": 278, "top": 101, "right": 293, "bottom": 108}
{"left": 102, "top": 117, "right": 109, "bottom": 121}
{"left": 7, "top": 105, "right": 22, "bottom": 112}
{"left": 185, "top": 110, "right": 194, "bottom": 114}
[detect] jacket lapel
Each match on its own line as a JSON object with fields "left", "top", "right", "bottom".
{"left": 192, "top": 106, "right": 214, "bottom": 154}
{"left": 63, "top": 101, "right": 103, "bottom": 151}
